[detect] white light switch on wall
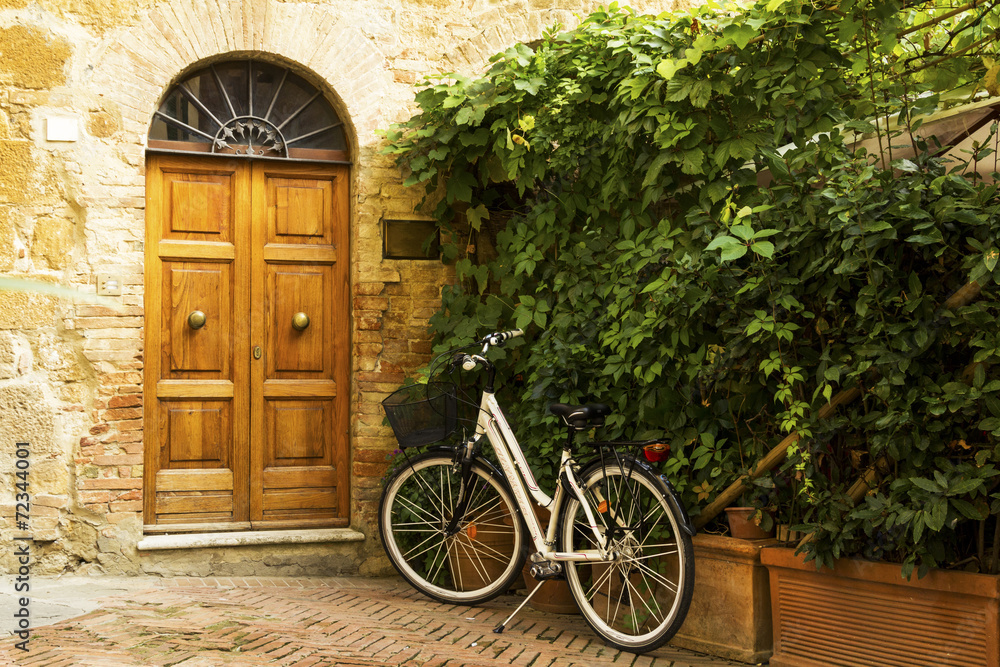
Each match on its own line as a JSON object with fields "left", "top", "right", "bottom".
{"left": 46, "top": 117, "right": 79, "bottom": 142}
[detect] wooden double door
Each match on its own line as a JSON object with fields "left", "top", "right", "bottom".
{"left": 143, "top": 155, "right": 350, "bottom": 532}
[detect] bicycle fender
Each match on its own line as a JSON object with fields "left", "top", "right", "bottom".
{"left": 658, "top": 474, "right": 696, "bottom": 537}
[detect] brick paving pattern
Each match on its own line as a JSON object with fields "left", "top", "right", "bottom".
{"left": 0, "top": 577, "right": 745, "bottom": 666}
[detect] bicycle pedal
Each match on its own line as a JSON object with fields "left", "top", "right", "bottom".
{"left": 529, "top": 561, "right": 563, "bottom": 580}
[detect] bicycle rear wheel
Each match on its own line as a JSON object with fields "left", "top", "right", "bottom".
{"left": 558, "top": 457, "right": 694, "bottom": 653}
{"left": 379, "top": 450, "right": 526, "bottom": 604}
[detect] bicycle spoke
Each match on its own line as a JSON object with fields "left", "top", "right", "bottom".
{"left": 393, "top": 492, "right": 441, "bottom": 526}
{"left": 426, "top": 535, "right": 452, "bottom": 586}
{"left": 400, "top": 530, "right": 448, "bottom": 562}
{"left": 633, "top": 559, "right": 679, "bottom": 594}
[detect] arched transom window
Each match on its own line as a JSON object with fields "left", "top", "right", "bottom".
{"left": 149, "top": 60, "right": 348, "bottom": 162}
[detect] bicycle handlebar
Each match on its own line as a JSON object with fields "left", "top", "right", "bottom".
{"left": 449, "top": 329, "right": 525, "bottom": 374}
{"left": 481, "top": 329, "right": 524, "bottom": 348}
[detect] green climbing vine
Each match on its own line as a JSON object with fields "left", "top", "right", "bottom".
{"left": 386, "top": 0, "right": 1000, "bottom": 577}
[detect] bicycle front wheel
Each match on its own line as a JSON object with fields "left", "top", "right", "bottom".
{"left": 558, "top": 458, "right": 695, "bottom": 653}
{"left": 379, "top": 451, "right": 526, "bottom": 605}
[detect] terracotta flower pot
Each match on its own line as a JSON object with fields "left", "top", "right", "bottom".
{"left": 762, "top": 546, "right": 1000, "bottom": 667}
{"left": 671, "top": 534, "right": 775, "bottom": 664}
{"left": 725, "top": 506, "right": 775, "bottom": 540}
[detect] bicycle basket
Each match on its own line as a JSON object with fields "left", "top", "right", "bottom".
{"left": 382, "top": 382, "right": 458, "bottom": 448}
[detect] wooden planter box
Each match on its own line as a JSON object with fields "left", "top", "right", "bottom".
{"left": 671, "top": 534, "right": 774, "bottom": 663}
{"left": 762, "top": 546, "right": 1000, "bottom": 667}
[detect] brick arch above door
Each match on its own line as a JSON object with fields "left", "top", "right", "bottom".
{"left": 91, "top": 0, "right": 393, "bottom": 151}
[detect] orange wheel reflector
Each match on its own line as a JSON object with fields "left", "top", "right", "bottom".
{"left": 467, "top": 524, "right": 477, "bottom": 540}
{"left": 598, "top": 500, "right": 609, "bottom": 514}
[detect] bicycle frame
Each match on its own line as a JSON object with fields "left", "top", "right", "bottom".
{"left": 471, "top": 389, "right": 612, "bottom": 563}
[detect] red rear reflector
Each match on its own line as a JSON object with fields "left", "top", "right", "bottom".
{"left": 644, "top": 442, "right": 670, "bottom": 462}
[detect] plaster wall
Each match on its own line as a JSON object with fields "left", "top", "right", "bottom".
{"left": 0, "top": 0, "right": 680, "bottom": 576}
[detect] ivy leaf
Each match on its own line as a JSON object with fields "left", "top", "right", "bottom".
{"left": 643, "top": 153, "right": 673, "bottom": 188}
{"left": 731, "top": 224, "right": 754, "bottom": 241}
{"left": 514, "top": 77, "right": 546, "bottom": 95}
{"left": 681, "top": 148, "right": 705, "bottom": 175}
{"left": 446, "top": 170, "right": 477, "bottom": 203}
{"left": 690, "top": 80, "right": 712, "bottom": 108}
{"left": 705, "top": 235, "right": 739, "bottom": 251}
{"left": 751, "top": 241, "right": 775, "bottom": 258}
{"left": 723, "top": 23, "right": 756, "bottom": 50}
{"left": 721, "top": 244, "right": 748, "bottom": 261}
{"left": 466, "top": 203, "right": 490, "bottom": 231}
{"left": 656, "top": 58, "right": 689, "bottom": 81}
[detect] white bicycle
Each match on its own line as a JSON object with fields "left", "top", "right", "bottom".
{"left": 378, "top": 329, "right": 695, "bottom": 653}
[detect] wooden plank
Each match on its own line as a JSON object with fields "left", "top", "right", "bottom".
{"left": 262, "top": 466, "right": 336, "bottom": 489}
{"left": 157, "top": 380, "right": 234, "bottom": 398}
{"left": 158, "top": 240, "right": 236, "bottom": 261}
{"left": 262, "top": 489, "right": 336, "bottom": 511}
{"left": 262, "top": 380, "right": 337, "bottom": 398}
{"left": 143, "top": 521, "right": 251, "bottom": 533}
{"left": 251, "top": 517, "right": 349, "bottom": 529}
{"left": 155, "top": 468, "right": 234, "bottom": 492}
{"left": 262, "top": 244, "right": 337, "bottom": 264}
{"left": 156, "top": 493, "right": 233, "bottom": 514}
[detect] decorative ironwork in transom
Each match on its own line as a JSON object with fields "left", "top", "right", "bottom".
{"left": 149, "top": 60, "right": 348, "bottom": 162}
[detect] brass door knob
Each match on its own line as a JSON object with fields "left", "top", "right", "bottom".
{"left": 291, "top": 312, "right": 310, "bottom": 331}
{"left": 188, "top": 310, "right": 207, "bottom": 330}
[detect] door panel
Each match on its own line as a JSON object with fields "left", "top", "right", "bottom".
{"left": 161, "top": 262, "right": 231, "bottom": 376}
{"left": 144, "top": 155, "right": 349, "bottom": 533}
{"left": 161, "top": 400, "right": 231, "bottom": 467}
{"left": 145, "top": 156, "right": 250, "bottom": 529}
{"left": 251, "top": 163, "right": 350, "bottom": 529}
{"left": 268, "top": 266, "right": 329, "bottom": 374}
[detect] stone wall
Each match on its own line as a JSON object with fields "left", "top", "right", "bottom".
{"left": 0, "top": 0, "right": 678, "bottom": 576}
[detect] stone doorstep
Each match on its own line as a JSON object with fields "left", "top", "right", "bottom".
{"left": 136, "top": 527, "right": 366, "bottom": 551}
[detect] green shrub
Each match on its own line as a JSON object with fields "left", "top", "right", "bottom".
{"left": 386, "top": 1, "right": 1000, "bottom": 577}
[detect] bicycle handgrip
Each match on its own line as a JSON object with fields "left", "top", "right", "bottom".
{"left": 486, "top": 329, "right": 524, "bottom": 346}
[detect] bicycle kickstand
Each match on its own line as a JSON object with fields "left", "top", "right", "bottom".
{"left": 492, "top": 578, "right": 547, "bottom": 634}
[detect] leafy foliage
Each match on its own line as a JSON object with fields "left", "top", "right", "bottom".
{"left": 385, "top": 0, "right": 1000, "bottom": 575}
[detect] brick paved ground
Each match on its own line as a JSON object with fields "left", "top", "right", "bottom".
{"left": 0, "top": 576, "right": 748, "bottom": 667}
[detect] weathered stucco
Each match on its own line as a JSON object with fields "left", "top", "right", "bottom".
{"left": 0, "top": 25, "right": 71, "bottom": 89}
{"left": 0, "top": 0, "right": 679, "bottom": 576}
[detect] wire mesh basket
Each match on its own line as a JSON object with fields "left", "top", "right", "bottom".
{"left": 382, "top": 382, "right": 458, "bottom": 448}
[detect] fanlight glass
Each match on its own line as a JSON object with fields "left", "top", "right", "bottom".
{"left": 149, "top": 60, "right": 347, "bottom": 160}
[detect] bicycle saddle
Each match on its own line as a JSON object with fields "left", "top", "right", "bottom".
{"left": 549, "top": 403, "right": 612, "bottom": 430}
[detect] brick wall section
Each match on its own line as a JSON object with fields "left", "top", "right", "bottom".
{"left": 0, "top": 0, "right": 674, "bottom": 575}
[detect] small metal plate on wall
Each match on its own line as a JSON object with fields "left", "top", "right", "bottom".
{"left": 383, "top": 218, "right": 441, "bottom": 260}
{"left": 97, "top": 273, "right": 123, "bottom": 296}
